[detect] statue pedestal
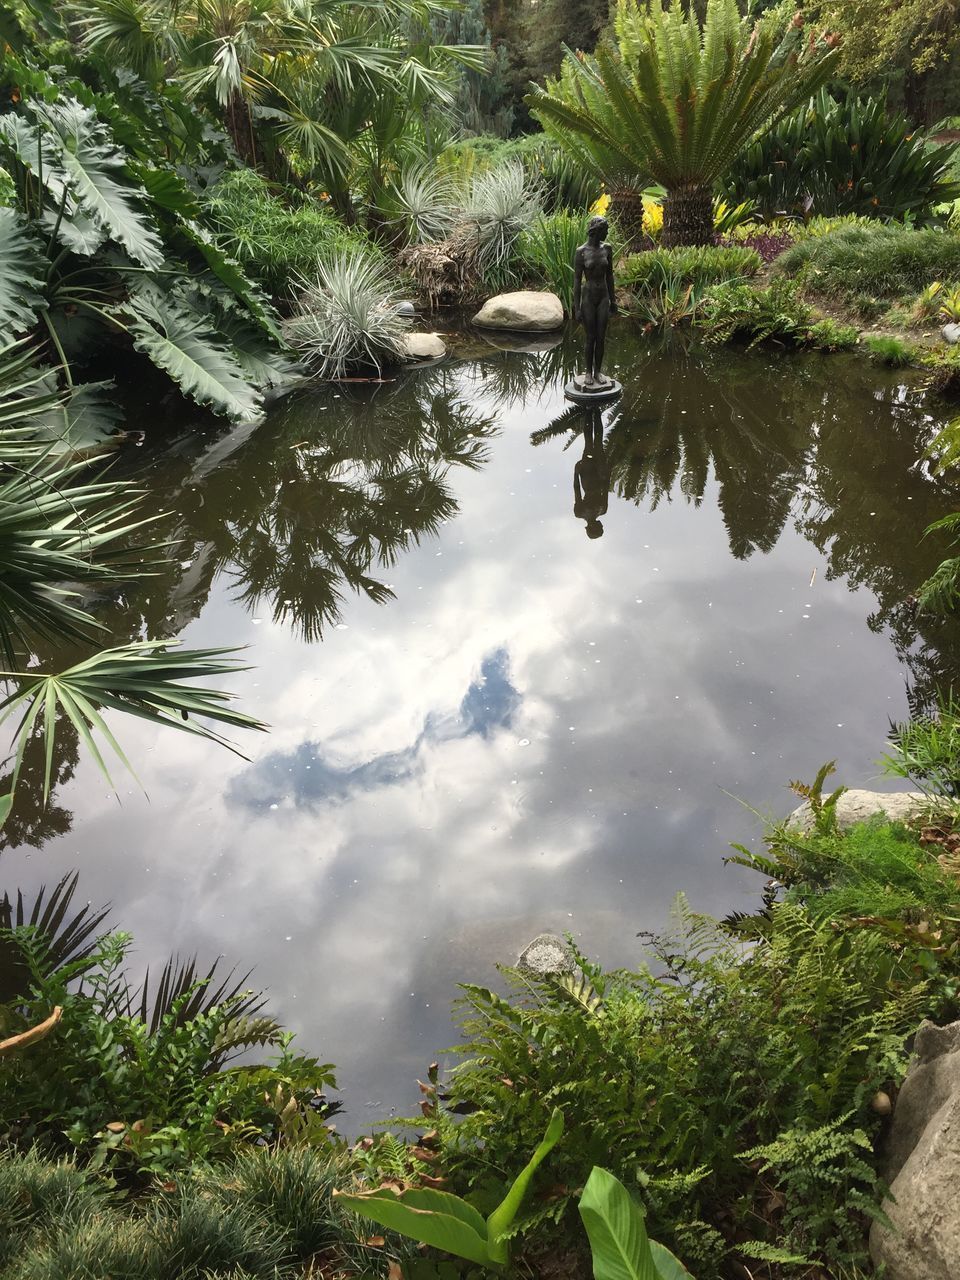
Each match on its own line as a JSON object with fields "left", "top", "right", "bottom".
{"left": 563, "top": 377, "right": 622, "bottom": 405}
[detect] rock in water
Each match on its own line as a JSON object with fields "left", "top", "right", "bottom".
{"left": 518, "top": 933, "right": 574, "bottom": 976}
{"left": 786, "top": 788, "right": 926, "bottom": 834}
{"left": 870, "top": 1020, "right": 960, "bottom": 1280}
{"left": 473, "top": 291, "right": 564, "bottom": 333}
{"left": 399, "top": 332, "right": 446, "bottom": 360}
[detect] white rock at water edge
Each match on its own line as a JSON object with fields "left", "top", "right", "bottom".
{"left": 942, "top": 322, "right": 960, "bottom": 345}
{"left": 870, "top": 1020, "right": 960, "bottom": 1280}
{"left": 517, "top": 932, "right": 574, "bottom": 976}
{"left": 472, "top": 291, "right": 564, "bottom": 333}
{"left": 399, "top": 332, "right": 446, "bottom": 360}
{"left": 787, "top": 788, "right": 926, "bottom": 834}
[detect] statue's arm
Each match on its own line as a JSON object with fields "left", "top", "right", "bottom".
{"left": 573, "top": 248, "right": 583, "bottom": 320}
{"left": 606, "top": 246, "right": 617, "bottom": 313}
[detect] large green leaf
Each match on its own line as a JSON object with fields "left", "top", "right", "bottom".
{"left": 0, "top": 208, "right": 46, "bottom": 334}
{"left": 177, "top": 219, "right": 284, "bottom": 341}
{"left": 578, "top": 1167, "right": 692, "bottom": 1280}
{"left": 2, "top": 98, "right": 165, "bottom": 269}
{"left": 333, "top": 1187, "right": 494, "bottom": 1267}
{"left": 121, "top": 287, "right": 263, "bottom": 423}
{"left": 486, "top": 1107, "right": 564, "bottom": 1262}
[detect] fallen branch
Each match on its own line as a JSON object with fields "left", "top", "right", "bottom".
{"left": 0, "top": 1005, "right": 62, "bottom": 1056}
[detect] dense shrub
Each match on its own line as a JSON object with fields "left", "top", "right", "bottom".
{"left": 439, "top": 893, "right": 929, "bottom": 1277}
{"left": 620, "top": 246, "right": 760, "bottom": 291}
{"left": 205, "top": 170, "right": 372, "bottom": 296}
{"left": 698, "top": 278, "right": 816, "bottom": 348}
{"left": 725, "top": 89, "right": 960, "bottom": 221}
{"left": 776, "top": 225, "right": 960, "bottom": 306}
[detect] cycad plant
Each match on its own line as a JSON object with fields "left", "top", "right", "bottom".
{"left": 526, "top": 0, "right": 839, "bottom": 246}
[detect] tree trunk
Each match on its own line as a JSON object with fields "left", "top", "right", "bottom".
{"left": 225, "top": 92, "right": 257, "bottom": 167}
{"left": 662, "top": 185, "right": 714, "bottom": 247}
{"left": 607, "top": 187, "right": 645, "bottom": 251}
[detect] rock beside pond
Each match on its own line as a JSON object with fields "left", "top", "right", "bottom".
{"left": 397, "top": 300, "right": 417, "bottom": 317}
{"left": 473, "top": 291, "right": 564, "bottom": 332}
{"left": 399, "top": 332, "right": 446, "bottom": 360}
{"left": 518, "top": 932, "right": 574, "bottom": 976}
{"left": 942, "top": 323, "right": 960, "bottom": 345}
{"left": 870, "top": 1019, "right": 960, "bottom": 1280}
{"left": 786, "top": 788, "right": 926, "bottom": 834}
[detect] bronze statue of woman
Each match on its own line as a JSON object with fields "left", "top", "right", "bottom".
{"left": 572, "top": 215, "right": 617, "bottom": 391}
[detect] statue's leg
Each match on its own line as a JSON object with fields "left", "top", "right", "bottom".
{"left": 582, "top": 296, "right": 598, "bottom": 383}
{"left": 593, "top": 297, "right": 611, "bottom": 382}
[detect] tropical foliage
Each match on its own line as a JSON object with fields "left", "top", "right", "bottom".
{"left": 725, "top": 89, "right": 960, "bottom": 221}
{"left": 527, "top": 0, "right": 839, "bottom": 245}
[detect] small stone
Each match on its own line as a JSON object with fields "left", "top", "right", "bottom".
{"left": 942, "top": 322, "right": 960, "bottom": 345}
{"left": 397, "top": 300, "right": 416, "bottom": 317}
{"left": 399, "top": 332, "right": 446, "bottom": 360}
{"left": 872, "top": 1090, "right": 893, "bottom": 1115}
{"left": 473, "top": 291, "right": 564, "bottom": 333}
{"left": 517, "top": 932, "right": 574, "bottom": 977}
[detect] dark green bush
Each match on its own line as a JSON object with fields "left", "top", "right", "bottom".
{"left": 698, "top": 278, "right": 815, "bottom": 348}
{"left": 776, "top": 225, "right": 960, "bottom": 305}
{"left": 621, "top": 245, "right": 760, "bottom": 291}
{"left": 219, "top": 1147, "right": 345, "bottom": 1262}
{"left": 204, "top": 170, "right": 378, "bottom": 296}
{"left": 725, "top": 89, "right": 960, "bottom": 221}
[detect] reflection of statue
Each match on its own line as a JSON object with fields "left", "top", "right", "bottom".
{"left": 573, "top": 409, "right": 610, "bottom": 539}
{"left": 568, "top": 216, "right": 620, "bottom": 401}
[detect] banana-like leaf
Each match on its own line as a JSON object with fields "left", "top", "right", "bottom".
{"left": 486, "top": 1108, "right": 564, "bottom": 1259}
{"left": 121, "top": 286, "right": 263, "bottom": 423}
{"left": 0, "top": 208, "right": 46, "bottom": 334}
{"left": 578, "top": 1167, "right": 692, "bottom": 1280}
{"left": 333, "top": 1186, "right": 494, "bottom": 1267}
{"left": 177, "top": 219, "right": 284, "bottom": 341}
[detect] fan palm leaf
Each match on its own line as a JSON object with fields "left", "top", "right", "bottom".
{"left": 0, "top": 641, "right": 268, "bottom": 816}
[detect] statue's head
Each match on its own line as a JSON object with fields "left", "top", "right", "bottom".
{"left": 586, "top": 519, "right": 604, "bottom": 539}
{"left": 587, "top": 215, "right": 609, "bottom": 242}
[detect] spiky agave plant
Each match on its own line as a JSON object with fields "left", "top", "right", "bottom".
{"left": 526, "top": 0, "right": 839, "bottom": 246}
{"left": 284, "top": 249, "right": 411, "bottom": 380}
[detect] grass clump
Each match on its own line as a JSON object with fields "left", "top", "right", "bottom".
{"left": 864, "top": 334, "right": 917, "bottom": 366}
{"left": 807, "top": 317, "right": 859, "bottom": 350}
{"left": 776, "top": 225, "right": 960, "bottom": 310}
{"left": 518, "top": 210, "right": 588, "bottom": 312}
{"left": 621, "top": 245, "right": 760, "bottom": 291}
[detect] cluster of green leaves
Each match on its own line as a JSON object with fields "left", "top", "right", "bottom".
{"left": 620, "top": 246, "right": 761, "bottom": 291}
{"left": 698, "top": 278, "right": 841, "bottom": 349}
{"left": 0, "top": 880, "right": 336, "bottom": 1178}
{"left": 0, "top": 20, "right": 296, "bottom": 426}
{"left": 203, "top": 170, "right": 366, "bottom": 297}
{"left": 776, "top": 224, "right": 960, "bottom": 312}
{"left": 724, "top": 88, "right": 960, "bottom": 221}
{"left": 0, "top": 1144, "right": 410, "bottom": 1280}
{"left": 865, "top": 334, "right": 918, "bottom": 366}
{"left": 518, "top": 210, "right": 589, "bottom": 311}
{"left": 438, "top": 134, "right": 597, "bottom": 213}
{"left": 437, "top": 892, "right": 927, "bottom": 1277}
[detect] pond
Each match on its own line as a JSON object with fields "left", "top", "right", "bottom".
{"left": 4, "top": 323, "right": 960, "bottom": 1128}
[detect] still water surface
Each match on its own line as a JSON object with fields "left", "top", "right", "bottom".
{"left": 5, "top": 326, "right": 960, "bottom": 1124}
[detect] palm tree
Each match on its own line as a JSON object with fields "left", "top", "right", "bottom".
{"left": 526, "top": 0, "right": 839, "bottom": 246}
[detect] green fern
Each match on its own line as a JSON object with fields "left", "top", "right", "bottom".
{"left": 555, "top": 971, "right": 604, "bottom": 1015}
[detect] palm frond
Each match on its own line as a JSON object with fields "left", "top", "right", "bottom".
{"left": 0, "top": 871, "right": 111, "bottom": 1002}
{"left": 0, "top": 641, "right": 268, "bottom": 816}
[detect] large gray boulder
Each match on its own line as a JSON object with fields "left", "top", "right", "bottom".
{"left": 942, "top": 323, "right": 960, "bottom": 345}
{"left": 787, "top": 788, "right": 926, "bottom": 834}
{"left": 473, "top": 291, "right": 564, "bottom": 333}
{"left": 870, "top": 1020, "right": 960, "bottom": 1280}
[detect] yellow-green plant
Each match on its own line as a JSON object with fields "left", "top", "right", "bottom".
{"left": 526, "top": 0, "right": 838, "bottom": 246}
{"left": 940, "top": 284, "right": 960, "bottom": 322}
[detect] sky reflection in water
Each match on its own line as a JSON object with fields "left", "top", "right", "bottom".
{"left": 4, "top": 327, "right": 960, "bottom": 1124}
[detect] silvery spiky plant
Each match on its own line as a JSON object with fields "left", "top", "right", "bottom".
{"left": 284, "top": 250, "right": 411, "bottom": 380}
{"left": 387, "top": 161, "right": 459, "bottom": 246}
{"left": 461, "top": 160, "right": 543, "bottom": 287}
